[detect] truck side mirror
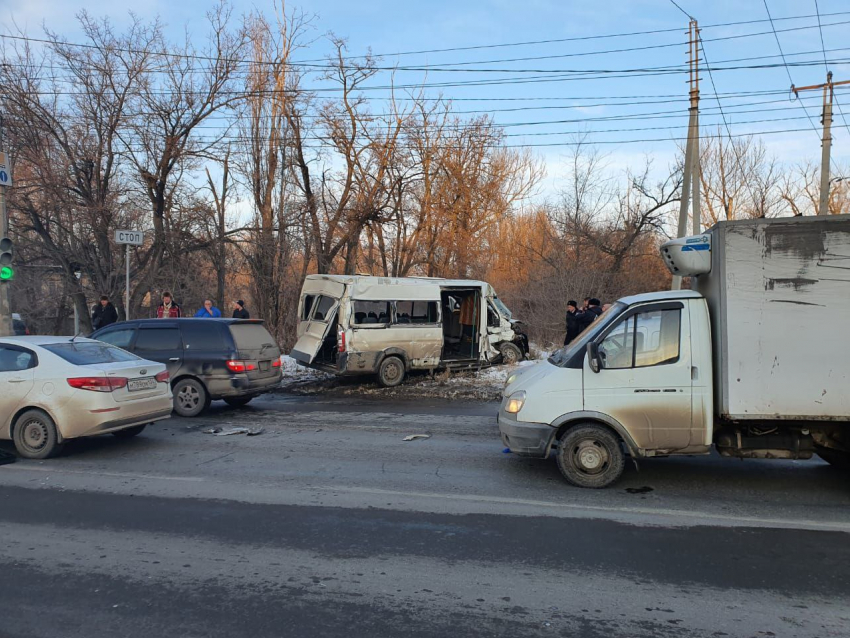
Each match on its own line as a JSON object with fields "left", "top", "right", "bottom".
{"left": 587, "top": 342, "right": 601, "bottom": 373}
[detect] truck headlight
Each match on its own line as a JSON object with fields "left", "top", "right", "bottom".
{"left": 505, "top": 391, "right": 526, "bottom": 414}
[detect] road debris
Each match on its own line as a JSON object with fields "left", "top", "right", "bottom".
{"left": 403, "top": 434, "right": 431, "bottom": 442}
{"left": 204, "top": 426, "right": 264, "bottom": 436}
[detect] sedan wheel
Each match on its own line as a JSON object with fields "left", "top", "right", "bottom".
{"left": 173, "top": 379, "right": 209, "bottom": 417}
{"left": 13, "top": 410, "right": 64, "bottom": 459}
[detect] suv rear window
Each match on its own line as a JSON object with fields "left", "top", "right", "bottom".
{"left": 182, "top": 322, "right": 225, "bottom": 350}
{"left": 43, "top": 342, "right": 140, "bottom": 365}
{"left": 229, "top": 324, "right": 279, "bottom": 353}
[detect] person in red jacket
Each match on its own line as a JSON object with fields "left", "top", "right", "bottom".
{"left": 156, "top": 291, "right": 182, "bottom": 318}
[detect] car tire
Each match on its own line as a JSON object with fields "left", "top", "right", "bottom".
{"left": 172, "top": 378, "right": 209, "bottom": 417}
{"left": 224, "top": 396, "right": 254, "bottom": 408}
{"left": 377, "top": 356, "right": 406, "bottom": 388}
{"left": 499, "top": 342, "right": 523, "bottom": 365}
{"left": 556, "top": 423, "right": 625, "bottom": 489}
{"left": 13, "top": 409, "right": 64, "bottom": 459}
{"left": 112, "top": 424, "right": 147, "bottom": 439}
{"left": 817, "top": 448, "right": 850, "bottom": 471}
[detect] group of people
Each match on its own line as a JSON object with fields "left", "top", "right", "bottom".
{"left": 90, "top": 292, "right": 251, "bottom": 330}
{"left": 564, "top": 297, "right": 607, "bottom": 346}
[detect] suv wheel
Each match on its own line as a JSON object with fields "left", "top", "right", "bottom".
{"left": 173, "top": 378, "right": 209, "bottom": 417}
{"left": 13, "top": 409, "right": 64, "bottom": 459}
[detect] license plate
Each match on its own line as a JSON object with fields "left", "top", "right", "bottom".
{"left": 128, "top": 378, "right": 157, "bottom": 392}
{"left": 259, "top": 360, "right": 270, "bottom": 372}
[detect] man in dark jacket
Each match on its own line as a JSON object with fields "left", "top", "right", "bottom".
{"left": 576, "top": 298, "right": 603, "bottom": 332}
{"left": 232, "top": 299, "right": 250, "bottom": 319}
{"left": 92, "top": 295, "right": 118, "bottom": 330}
{"left": 564, "top": 300, "right": 582, "bottom": 346}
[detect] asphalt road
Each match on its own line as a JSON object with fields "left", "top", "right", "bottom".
{"left": 2, "top": 394, "right": 849, "bottom": 638}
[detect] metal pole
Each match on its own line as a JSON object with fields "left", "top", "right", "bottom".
{"left": 74, "top": 303, "right": 80, "bottom": 335}
{"left": 691, "top": 20, "right": 701, "bottom": 234}
{"left": 818, "top": 73, "right": 833, "bottom": 216}
{"left": 0, "top": 184, "right": 11, "bottom": 337}
{"left": 126, "top": 243, "right": 130, "bottom": 321}
{"left": 673, "top": 20, "right": 699, "bottom": 291}
{"left": 0, "top": 113, "right": 12, "bottom": 337}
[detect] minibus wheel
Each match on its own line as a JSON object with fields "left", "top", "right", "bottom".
{"left": 378, "top": 356, "right": 406, "bottom": 388}
{"left": 499, "top": 342, "right": 523, "bottom": 365}
{"left": 556, "top": 423, "right": 625, "bottom": 488}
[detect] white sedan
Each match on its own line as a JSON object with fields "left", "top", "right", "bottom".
{"left": 0, "top": 336, "right": 173, "bottom": 459}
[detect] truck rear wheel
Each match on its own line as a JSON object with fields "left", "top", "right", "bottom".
{"left": 378, "top": 356, "right": 405, "bottom": 388}
{"left": 817, "top": 448, "right": 850, "bottom": 470}
{"left": 556, "top": 423, "right": 625, "bottom": 489}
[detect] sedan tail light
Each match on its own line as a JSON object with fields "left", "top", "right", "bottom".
{"left": 67, "top": 376, "right": 128, "bottom": 392}
{"left": 155, "top": 370, "right": 170, "bottom": 383}
{"left": 226, "top": 360, "right": 256, "bottom": 373}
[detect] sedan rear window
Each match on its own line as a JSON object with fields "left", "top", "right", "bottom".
{"left": 42, "top": 342, "right": 141, "bottom": 365}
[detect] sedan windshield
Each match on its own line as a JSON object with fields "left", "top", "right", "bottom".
{"left": 42, "top": 342, "right": 140, "bottom": 365}
{"left": 548, "top": 302, "right": 627, "bottom": 367}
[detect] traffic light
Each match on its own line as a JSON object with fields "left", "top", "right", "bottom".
{"left": 0, "top": 237, "right": 13, "bottom": 281}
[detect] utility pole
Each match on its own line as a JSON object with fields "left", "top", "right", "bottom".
{"left": 792, "top": 72, "right": 850, "bottom": 216}
{"left": 673, "top": 19, "right": 700, "bottom": 291}
{"left": 0, "top": 116, "right": 12, "bottom": 337}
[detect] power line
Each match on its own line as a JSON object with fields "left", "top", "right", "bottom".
{"left": 762, "top": 0, "right": 821, "bottom": 138}
{"left": 668, "top": 0, "right": 694, "bottom": 21}
{"left": 4, "top": 17, "right": 850, "bottom": 72}
{"left": 814, "top": 0, "right": 830, "bottom": 72}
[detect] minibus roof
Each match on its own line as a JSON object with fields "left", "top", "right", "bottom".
{"left": 304, "top": 274, "right": 493, "bottom": 301}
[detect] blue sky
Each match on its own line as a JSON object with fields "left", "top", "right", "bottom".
{"left": 4, "top": 0, "right": 850, "bottom": 193}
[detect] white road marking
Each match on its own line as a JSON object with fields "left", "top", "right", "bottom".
{"left": 2, "top": 465, "right": 204, "bottom": 482}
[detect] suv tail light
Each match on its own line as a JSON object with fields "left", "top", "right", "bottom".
{"left": 155, "top": 370, "right": 170, "bottom": 383}
{"left": 338, "top": 327, "right": 346, "bottom": 353}
{"left": 67, "top": 376, "right": 128, "bottom": 392}
{"left": 226, "top": 360, "right": 257, "bottom": 373}
{"left": 272, "top": 358, "right": 282, "bottom": 368}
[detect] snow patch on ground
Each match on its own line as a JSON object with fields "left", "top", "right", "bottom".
{"left": 276, "top": 347, "right": 554, "bottom": 401}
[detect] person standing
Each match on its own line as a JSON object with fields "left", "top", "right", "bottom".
{"left": 232, "top": 300, "right": 250, "bottom": 319}
{"left": 157, "top": 292, "right": 182, "bottom": 318}
{"left": 92, "top": 295, "right": 118, "bottom": 330}
{"left": 577, "top": 297, "right": 603, "bottom": 332}
{"left": 564, "top": 300, "right": 581, "bottom": 346}
{"left": 194, "top": 299, "right": 222, "bottom": 318}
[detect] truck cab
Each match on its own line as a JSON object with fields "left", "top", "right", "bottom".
{"left": 499, "top": 291, "right": 713, "bottom": 488}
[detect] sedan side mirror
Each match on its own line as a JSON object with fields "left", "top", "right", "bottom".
{"left": 587, "top": 342, "right": 601, "bottom": 373}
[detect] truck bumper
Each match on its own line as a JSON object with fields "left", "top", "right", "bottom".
{"left": 498, "top": 410, "right": 556, "bottom": 458}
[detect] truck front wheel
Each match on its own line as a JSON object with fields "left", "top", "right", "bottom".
{"left": 817, "top": 448, "right": 850, "bottom": 471}
{"left": 556, "top": 424, "right": 625, "bottom": 488}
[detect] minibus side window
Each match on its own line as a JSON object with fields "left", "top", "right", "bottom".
{"left": 352, "top": 300, "right": 391, "bottom": 325}
{"left": 395, "top": 301, "right": 439, "bottom": 324}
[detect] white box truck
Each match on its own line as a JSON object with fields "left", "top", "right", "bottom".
{"left": 498, "top": 215, "right": 850, "bottom": 488}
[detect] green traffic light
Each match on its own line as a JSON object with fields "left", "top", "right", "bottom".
{"left": 0, "top": 266, "right": 13, "bottom": 281}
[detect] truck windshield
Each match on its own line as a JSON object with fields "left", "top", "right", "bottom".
{"left": 491, "top": 296, "right": 512, "bottom": 319}
{"left": 548, "top": 302, "right": 627, "bottom": 367}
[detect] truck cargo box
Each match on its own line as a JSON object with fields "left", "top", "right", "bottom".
{"left": 693, "top": 215, "right": 850, "bottom": 421}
